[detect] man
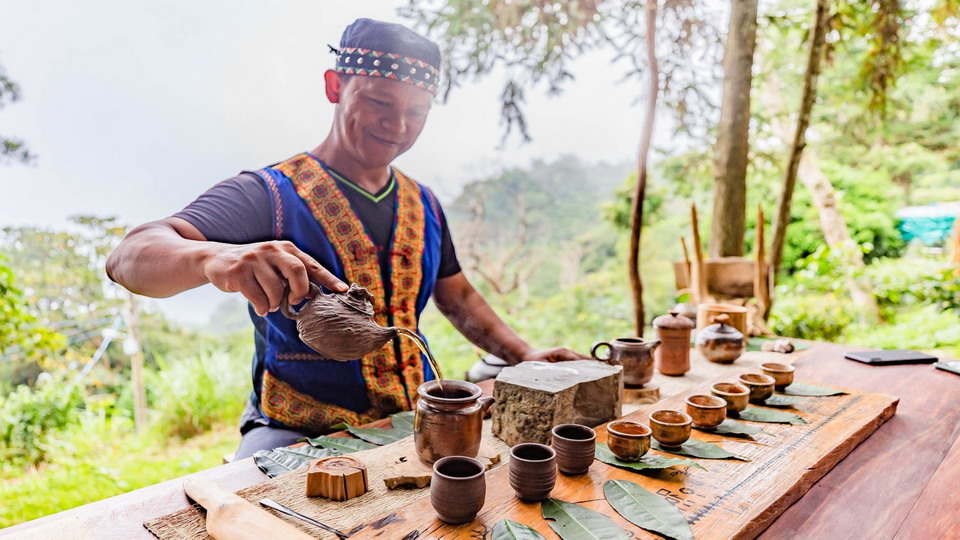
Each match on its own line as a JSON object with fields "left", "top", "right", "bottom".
{"left": 107, "top": 19, "right": 585, "bottom": 459}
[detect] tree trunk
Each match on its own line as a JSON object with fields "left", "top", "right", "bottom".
{"left": 628, "top": 0, "right": 659, "bottom": 335}
{"left": 770, "top": 0, "right": 829, "bottom": 280}
{"left": 798, "top": 150, "right": 881, "bottom": 321}
{"left": 709, "top": 0, "right": 759, "bottom": 258}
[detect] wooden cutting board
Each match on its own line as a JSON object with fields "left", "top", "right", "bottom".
{"left": 348, "top": 380, "right": 898, "bottom": 539}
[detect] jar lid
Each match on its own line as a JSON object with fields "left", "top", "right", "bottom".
{"left": 702, "top": 314, "right": 743, "bottom": 337}
{"left": 653, "top": 310, "right": 695, "bottom": 330}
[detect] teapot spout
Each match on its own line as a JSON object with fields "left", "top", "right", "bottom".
{"left": 644, "top": 338, "right": 662, "bottom": 352}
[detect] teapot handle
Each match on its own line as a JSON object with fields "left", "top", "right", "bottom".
{"left": 279, "top": 282, "right": 323, "bottom": 320}
{"left": 591, "top": 341, "right": 613, "bottom": 362}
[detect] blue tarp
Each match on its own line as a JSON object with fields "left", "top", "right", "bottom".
{"left": 896, "top": 203, "right": 960, "bottom": 246}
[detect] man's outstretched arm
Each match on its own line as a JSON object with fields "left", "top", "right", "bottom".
{"left": 432, "top": 272, "right": 587, "bottom": 365}
{"left": 106, "top": 217, "right": 347, "bottom": 316}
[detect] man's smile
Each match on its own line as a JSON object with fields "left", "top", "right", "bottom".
{"left": 366, "top": 132, "right": 402, "bottom": 146}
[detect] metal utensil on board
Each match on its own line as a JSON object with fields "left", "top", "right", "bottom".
{"left": 258, "top": 498, "right": 349, "bottom": 539}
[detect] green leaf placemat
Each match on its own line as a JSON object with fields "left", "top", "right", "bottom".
{"left": 253, "top": 446, "right": 339, "bottom": 477}
{"left": 762, "top": 394, "right": 808, "bottom": 408}
{"left": 595, "top": 443, "right": 706, "bottom": 471}
{"left": 491, "top": 519, "right": 547, "bottom": 540}
{"left": 604, "top": 480, "right": 695, "bottom": 540}
{"left": 698, "top": 419, "right": 766, "bottom": 438}
{"left": 935, "top": 361, "right": 960, "bottom": 375}
{"left": 541, "top": 498, "right": 629, "bottom": 540}
{"left": 330, "top": 423, "right": 412, "bottom": 445}
{"left": 779, "top": 382, "right": 846, "bottom": 397}
{"left": 738, "top": 407, "right": 807, "bottom": 425}
{"left": 651, "top": 438, "right": 750, "bottom": 461}
{"left": 389, "top": 410, "right": 416, "bottom": 430}
{"left": 301, "top": 435, "right": 377, "bottom": 453}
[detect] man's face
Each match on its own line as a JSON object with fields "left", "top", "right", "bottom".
{"left": 332, "top": 74, "right": 433, "bottom": 169}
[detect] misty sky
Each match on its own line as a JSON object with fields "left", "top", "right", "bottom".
{"left": 1, "top": 1, "right": 667, "bottom": 324}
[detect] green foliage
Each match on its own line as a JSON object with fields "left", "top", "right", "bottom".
{"left": 0, "top": 376, "right": 84, "bottom": 466}
{"left": 145, "top": 349, "right": 249, "bottom": 440}
{"left": 770, "top": 293, "right": 857, "bottom": 342}
{"left": 0, "top": 258, "right": 65, "bottom": 386}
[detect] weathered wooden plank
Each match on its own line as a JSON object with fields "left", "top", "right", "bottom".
{"left": 349, "top": 380, "right": 898, "bottom": 539}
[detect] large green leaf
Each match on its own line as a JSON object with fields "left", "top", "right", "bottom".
{"left": 541, "top": 498, "right": 628, "bottom": 540}
{"left": 779, "top": 383, "right": 846, "bottom": 396}
{"left": 700, "top": 419, "right": 766, "bottom": 438}
{"left": 337, "top": 424, "right": 412, "bottom": 445}
{"left": 389, "top": 410, "right": 416, "bottom": 430}
{"left": 491, "top": 519, "right": 547, "bottom": 540}
{"left": 763, "top": 394, "right": 808, "bottom": 408}
{"left": 252, "top": 446, "right": 339, "bottom": 477}
{"left": 738, "top": 407, "right": 807, "bottom": 425}
{"left": 595, "top": 443, "right": 706, "bottom": 471}
{"left": 301, "top": 435, "right": 377, "bottom": 453}
{"left": 651, "top": 438, "right": 750, "bottom": 461}
{"left": 604, "top": 480, "right": 694, "bottom": 540}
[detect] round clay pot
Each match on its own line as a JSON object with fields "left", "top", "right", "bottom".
{"left": 508, "top": 443, "right": 557, "bottom": 502}
{"left": 685, "top": 394, "right": 727, "bottom": 430}
{"left": 431, "top": 456, "right": 486, "bottom": 524}
{"left": 649, "top": 410, "right": 693, "bottom": 448}
{"left": 760, "top": 362, "right": 795, "bottom": 390}
{"left": 739, "top": 373, "right": 776, "bottom": 404}
{"left": 606, "top": 421, "right": 651, "bottom": 462}
{"left": 711, "top": 382, "right": 750, "bottom": 416}
{"left": 551, "top": 424, "right": 597, "bottom": 475}
{"left": 415, "top": 380, "right": 495, "bottom": 464}
{"left": 591, "top": 337, "right": 660, "bottom": 387}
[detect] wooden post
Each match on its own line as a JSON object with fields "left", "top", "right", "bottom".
{"left": 123, "top": 294, "right": 148, "bottom": 432}
{"left": 754, "top": 204, "right": 769, "bottom": 317}
{"left": 690, "top": 203, "right": 708, "bottom": 304}
{"left": 680, "top": 236, "right": 693, "bottom": 289}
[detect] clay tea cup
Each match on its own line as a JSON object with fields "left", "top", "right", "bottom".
{"left": 551, "top": 424, "right": 597, "bottom": 475}
{"left": 739, "top": 373, "right": 777, "bottom": 404}
{"left": 431, "top": 456, "right": 486, "bottom": 524}
{"left": 649, "top": 410, "right": 693, "bottom": 448}
{"left": 711, "top": 382, "right": 750, "bottom": 416}
{"left": 685, "top": 394, "right": 727, "bottom": 430}
{"left": 760, "top": 362, "right": 795, "bottom": 390}
{"left": 606, "top": 420, "right": 651, "bottom": 462}
{"left": 508, "top": 443, "right": 557, "bottom": 502}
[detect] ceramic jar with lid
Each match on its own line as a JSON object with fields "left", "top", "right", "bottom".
{"left": 695, "top": 314, "right": 745, "bottom": 364}
{"left": 652, "top": 311, "right": 695, "bottom": 376}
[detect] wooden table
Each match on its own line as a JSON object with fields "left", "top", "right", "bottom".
{"left": 2, "top": 341, "right": 958, "bottom": 540}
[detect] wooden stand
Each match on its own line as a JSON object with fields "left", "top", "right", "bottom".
{"left": 305, "top": 456, "right": 368, "bottom": 501}
{"left": 621, "top": 382, "right": 661, "bottom": 405}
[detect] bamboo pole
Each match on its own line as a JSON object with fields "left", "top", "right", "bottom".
{"left": 680, "top": 236, "right": 693, "bottom": 289}
{"left": 690, "top": 203, "right": 708, "bottom": 304}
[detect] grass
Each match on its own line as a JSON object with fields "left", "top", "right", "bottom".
{"left": 0, "top": 422, "right": 238, "bottom": 528}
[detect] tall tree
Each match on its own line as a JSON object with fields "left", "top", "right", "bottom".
{"left": 770, "top": 0, "right": 830, "bottom": 278}
{"left": 709, "top": 0, "right": 759, "bottom": 258}
{"left": 402, "top": 0, "right": 723, "bottom": 330}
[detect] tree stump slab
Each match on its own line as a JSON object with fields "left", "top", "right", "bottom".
{"left": 491, "top": 360, "right": 622, "bottom": 446}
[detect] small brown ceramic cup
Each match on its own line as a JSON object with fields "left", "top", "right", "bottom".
{"left": 551, "top": 424, "right": 597, "bottom": 475}
{"left": 760, "top": 362, "right": 795, "bottom": 390}
{"left": 685, "top": 394, "right": 727, "bottom": 430}
{"left": 431, "top": 456, "right": 486, "bottom": 524}
{"left": 606, "top": 420, "right": 651, "bottom": 462}
{"left": 509, "top": 443, "right": 557, "bottom": 502}
{"left": 739, "top": 373, "right": 777, "bottom": 403}
{"left": 649, "top": 410, "right": 693, "bottom": 448}
{"left": 711, "top": 382, "right": 750, "bottom": 416}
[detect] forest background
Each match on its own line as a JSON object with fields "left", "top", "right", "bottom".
{"left": 1, "top": 0, "right": 959, "bottom": 527}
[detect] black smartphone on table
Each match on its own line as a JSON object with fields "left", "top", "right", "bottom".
{"left": 844, "top": 349, "right": 939, "bottom": 366}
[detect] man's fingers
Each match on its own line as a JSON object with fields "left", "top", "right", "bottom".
{"left": 253, "top": 264, "right": 286, "bottom": 313}
{"left": 238, "top": 274, "right": 270, "bottom": 316}
{"left": 290, "top": 250, "right": 348, "bottom": 292}
{"left": 274, "top": 252, "right": 310, "bottom": 303}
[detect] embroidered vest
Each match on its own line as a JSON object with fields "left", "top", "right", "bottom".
{"left": 248, "top": 153, "right": 443, "bottom": 432}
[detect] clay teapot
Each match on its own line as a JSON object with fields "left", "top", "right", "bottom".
{"left": 591, "top": 337, "right": 661, "bottom": 387}
{"left": 280, "top": 283, "right": 397, "bottom": 361}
